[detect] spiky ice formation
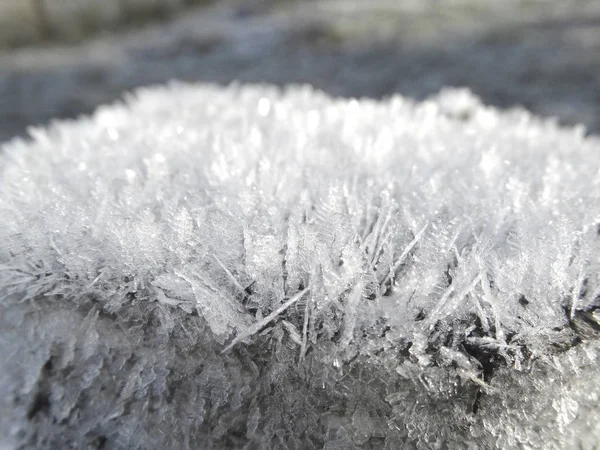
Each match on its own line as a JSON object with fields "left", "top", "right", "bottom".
{"left": 1, "top": 84, "right": 600, "bottom": 449}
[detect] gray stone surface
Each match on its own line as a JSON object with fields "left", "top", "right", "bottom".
{"left": 0, "top": 0, "right": 208, "bottom": 47}
{"left": 1, "top": 0, "right": 600, "bottom": 144}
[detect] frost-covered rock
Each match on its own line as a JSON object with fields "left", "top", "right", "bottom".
{"left": 1, "top": 84, "right": 600, "bottom": 449}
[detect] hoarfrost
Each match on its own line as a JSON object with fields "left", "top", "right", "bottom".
{"left": 1, "top": 83, "right": 600, "bottom": 449}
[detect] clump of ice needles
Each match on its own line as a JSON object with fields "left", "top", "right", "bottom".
{"left": 1, "top": 84, "right": 600, "bottom": 449}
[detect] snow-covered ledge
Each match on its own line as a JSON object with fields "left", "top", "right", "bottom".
{"left": 1, "top": 83, "right": 599, "bottom": 449}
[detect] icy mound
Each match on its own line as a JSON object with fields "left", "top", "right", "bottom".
{"left": 1, "top": 84, "right": 600, "bottom": 449}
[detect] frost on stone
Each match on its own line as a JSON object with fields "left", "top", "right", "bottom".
{"left": 1, "top": 83, "right": 600, "bottom": 449}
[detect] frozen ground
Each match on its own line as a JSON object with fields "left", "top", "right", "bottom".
{"left": 1, "top": 0, "right": 600, "bottom": 143}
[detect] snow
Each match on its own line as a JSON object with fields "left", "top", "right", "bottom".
{"left": 1, "top": 83, "right": 600, "bottom": 449}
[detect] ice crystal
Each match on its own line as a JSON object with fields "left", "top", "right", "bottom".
{"left": 1, "top": 84, "right": 600, "bottom": 449}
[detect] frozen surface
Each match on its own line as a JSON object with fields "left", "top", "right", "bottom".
{"left": 1, "top": 84, "right": 600, "bottom": 449}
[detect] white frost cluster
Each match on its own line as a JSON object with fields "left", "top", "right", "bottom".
{"left": 1, "top": 84, "right": 600, "bottom": 449}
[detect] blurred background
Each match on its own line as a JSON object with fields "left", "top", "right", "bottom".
{"left": 1, "top": 0, "right": 599, "bottom": 143}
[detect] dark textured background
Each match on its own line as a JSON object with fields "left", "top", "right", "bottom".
{"left": 1, "top": 0, "right": 600, "bottom": 144}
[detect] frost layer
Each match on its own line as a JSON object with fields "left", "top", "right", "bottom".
{"left": 1, "top": 84, "right": 600, "bottom": 449}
